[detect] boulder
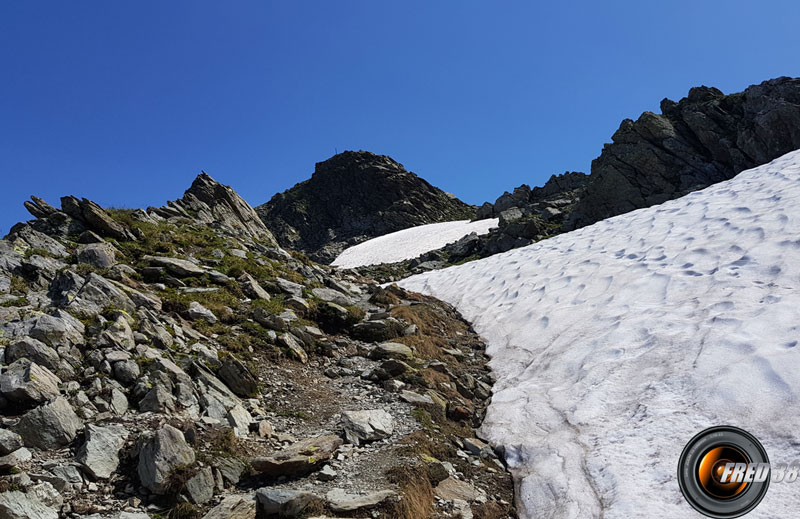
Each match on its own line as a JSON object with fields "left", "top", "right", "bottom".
{"left": 434, "top": 476, "right": 487, "bottom": 502}
{"left": 0, "top": 447, "right": 32, "bottom": 472}
{"left": 29, "top": 311, "right": 85, "bottom": 348}
{"left": 0, "top": 490, "right": 58, "bottom": 519}
{"left": 311, "top": 287, "right": 353, "bottom": 306}
{"left": 188, "top": 301, "right": 217, "bottom": 324}
{"left": 77, "top": 243, "right": 116, "bottom": 268}
{"left": 96, "top": 315, "right": 135, "bottom": 350}
{"left": 226, "top": 404, "right": 253, "bottom": 438}
{"left": 276, "top": 333, "right": 307, "bottom": 364}
{"left": 75, "top": 424, "right": 129, "bottom": 479}
{"left": 14, "top": 396, "right": 83, "bottom": 450}
{"left": 0, "top": 429, "right": 24, "bottom": 455}
{"left": 183, "top": 466, "right": 215, "bottom": 505}
{"left": 254, "top": 308, "right": 288, "bottom": 331}
{"left": 369, "top": 342, "right": 413, "bottom": 361}
{"left": 0, "top": 359, "right": 61, "bottom": 407}
{"left": 4, "top": 338, "right": 61, "bottom": 375}
{"left": 201, "top": 494, "right": 256, "bottom": 519}
{"left": 238, "top": 273, "right": 270, "bottom": 300}
{"left": 251, "top": 435, "right": 342, "bottom": 477}
{"left": 341, "top": 409, "right": 394, "bottom": 445}
{"left": 137, "top": 424, "right": 196, "bottom": 495}
{"left": 274, "top": 277, "right": 304, "bottom": 297}
{"left": 113, "top": 359, "right": 141, "bottom": 386}
{"left": 218, "top": 355, "right": 258, "bottom": 397}
{"left": 255, "top": 488, "right": 319, "bottom": 517}
{"left": 351, "top": 319, "right": 405, "bottom": 342}
{"left": 325, "top": 488, "right": 396, "bottom": 512}
{"left": 142, "top": 256, "right": 205, "bottom": 277}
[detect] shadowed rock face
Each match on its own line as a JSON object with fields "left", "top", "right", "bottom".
{"left": 256, "top": 151, "right": 476, "bottom": 264}
{"left": 567, "top": 76, "right": 800, "bottom": 229}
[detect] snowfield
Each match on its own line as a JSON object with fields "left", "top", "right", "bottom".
{"left": 331, "top": 218, "right": 498, "bottom": 268}
{"left": 399, "top": 150, "right": 800, "bottom": 518}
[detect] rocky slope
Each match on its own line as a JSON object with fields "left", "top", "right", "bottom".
{"left": 256, "top": 151, "right": 476, "bottom": 264}
{"left": 0, "top": 174, "right": 514, "bottom": 519}
{"left": 567, "top": 76, "right": 800, "bottom": 229}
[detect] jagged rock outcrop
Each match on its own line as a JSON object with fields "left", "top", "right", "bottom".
{"left": 476, "top": 171, "right": 589, "bottom": 220}
{"left": 148, "top": 172, "right": 277, "bottom": 243}
{"left": 568, "top": 76, "right": 800, "bottom": 228}
{"left": 256, "top": 151, "right": 476, "bottom": 263}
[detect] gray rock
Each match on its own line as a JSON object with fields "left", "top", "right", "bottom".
{"left": 4, "top": 338, "right": 61, "bottom": 375}
{"left": 29, "top": 311, "right": 85, "bottom": 348}
{"left": 226, "top": 404, "right": 253, "bottom": 438}
{"left": 96, "top": 315, "right": 135, "bottom": 350}
{"left": 201, "top": 494, "right": 256, "bottom": 519}
{"left": 325, "top": 488, "right": 396, "bottom": 512}
{"left": 63, "top": 273, "right": 136, "bottom": 316}
{"left": 113, "top": 359, "right": 140, "bottom": 386}
{"left": 251, "top": 435, "right": 342, "bottom": 477}
{"left": 143, "top": 256, "right": 204, "bottom": 277}
{"left": 276, "top": 333, "right": 307, "bottom": 364}
{"left": 154, "top": 172, "right": 277, "bottom": 242}
{"left": 14, "top": 396, "right": 83, "bottom": 449}
{"left": 0, "top": 429, "right": 24, "bottom": 455}
{"left": 109, "top": 387, "right": 129, "bottom": 415}
{"left": 60, "top": 196, "right": 135, "bottom": 241}
{"left": 274, "top": 277, "right": 304, "bottom": 297}
{"left": 0, "top": 359, "right": 61, "bottom": 407}
{"left": 399, "top": 390, "right": 435, "bottom": 406}
{"left": 317, "top": 464, "right": 337, "bottom": 481}
{"left": 212, "top": 456, "right": 247, "bottom": 486}
{"left": 183, "top": 466, "right": 214, "bottom": 505}
{"left": 238, "top": 273, "right": 270, "bottom": 300}
{"left": 254, "top": 308, "right": 288, "bottom": 331}
{"left": 0, "top": 490, "right": 58, "bottom": 519}
{"left": 76, "top": 424, "right": 128, "bottom": 479}
{"left": 370, "top": 341, "right": 413, "bottom": 360}
{"left": 188, "top": 301, "right": 217, "bottom": 324}
{"left": 0, "top": 447, "right": 32, "bottom": 472}
{"left": 311, "top": 287, "right": 354, "bottom": 306}
{"left": 434, "top": 476, "right": 487, "bottom": 502}
{"left": 351, "top": 318, "right": 405, "bottom": 342}
{"left": 137, "top": 424, "right": 195, "bottom": 495}
{"left": 77, "top": 243, "right": 116, "bottom": 268}
{"left": 256, "top": 488, "right": 319, "bottom": 517}
{"left": 341, "top": 409, "right": 394, "bottom": 445}
{"left": 138, "top": 384, "right": 176, "bottom": 414}
{"left": 217, "top": 355, "right": 258, "bottom": 397}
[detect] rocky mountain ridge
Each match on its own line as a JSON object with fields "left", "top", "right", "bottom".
{"left": 567, "top": 76, "right": 800, "bottom": 228}
{"left": 0, "top": 174, "right": 514, "bottom": 519}
{"left": 343, "top": 77, "right": 800, "bottom": 281}
{"left": 256, "top": 151, "right": 476, "bottom": 264}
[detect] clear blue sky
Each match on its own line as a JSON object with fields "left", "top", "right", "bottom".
{"left": 2, "top": 1, "right": 799, "bottom": 234}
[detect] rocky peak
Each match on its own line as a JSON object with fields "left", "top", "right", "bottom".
{"left": 149, "top": 172, "right": 277, "bottom": 244}
{"left": 256, "top": 150, "right": 476, "bottom": 263}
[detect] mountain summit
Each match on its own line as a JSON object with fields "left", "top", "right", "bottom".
{"left": 256, "top": 151, "right": 476, "bottom": 263}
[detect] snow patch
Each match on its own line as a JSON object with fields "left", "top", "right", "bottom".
{"left": 331, "top": 218, "right": 498, "bottom": 268}
{"left": 399, "top": 150, "right": 800, "bottom": 518}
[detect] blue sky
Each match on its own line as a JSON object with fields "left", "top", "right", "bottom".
{"left": 2, "top": 1, "right": 798, "bottom": 234}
